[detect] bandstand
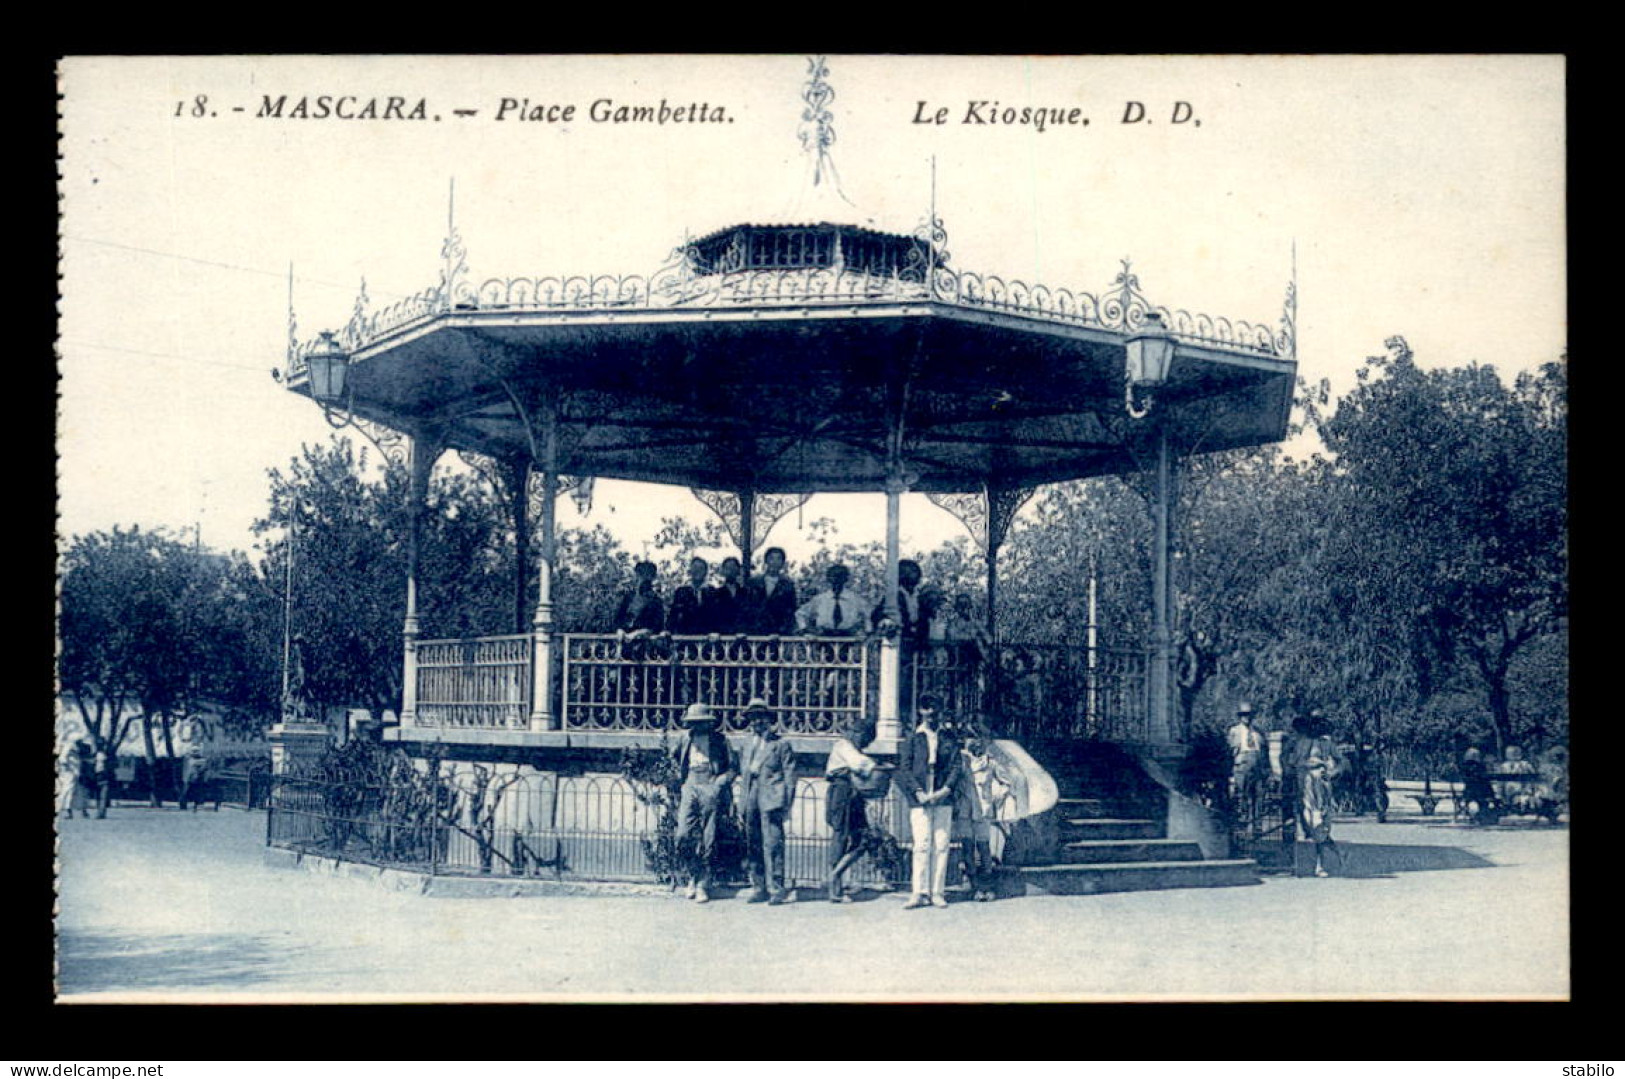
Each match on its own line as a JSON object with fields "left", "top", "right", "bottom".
{"left": 272, "top": 57, "right": 1297, "bottom": 891}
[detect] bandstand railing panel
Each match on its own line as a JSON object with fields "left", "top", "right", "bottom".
{"left": 406, "top": 632, "right": 1147, "bottom": 742}
{"left": 913, "top": 642, "right": 1150, "bottom": 743}
{"left": 415, "top": 635, "right": 532, "bottom": 730}
{"left": 561, "top": 634, "right": 872, "bottom": 735}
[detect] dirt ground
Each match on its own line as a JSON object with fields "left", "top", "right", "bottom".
{"left": 53, "top": 804, "right": 1568, "bottom": 1002}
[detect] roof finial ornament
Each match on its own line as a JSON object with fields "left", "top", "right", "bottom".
{"left": 284, "top": 261, "right": 297, "bottom": 371}
{"left": 440, "top": 177, "right": 469, "bottom": 310}
{"left": 798, "top": 55, "right": 853, "bottom": 206}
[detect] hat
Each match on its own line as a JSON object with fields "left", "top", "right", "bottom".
{"left": 1236, "top": 702, "right": 1254, "bottom": 716}
{"left": 742, "top": 697, "right": 773, "bottom": 719}
{"left": 917, "top": 694, "right": 943, "bottom": 714}
{"left": 680, "top": 702, "right": 718, "bottom": 725}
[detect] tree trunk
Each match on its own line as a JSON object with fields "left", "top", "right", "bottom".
{"left": 1485, "top": 670, "right": 1512, "bottom": 758}
{"left": 141, "top": 712, "right": 162, "bottom": 807}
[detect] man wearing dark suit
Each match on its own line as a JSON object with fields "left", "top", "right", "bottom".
{"left": 670, "top": 702, "right": 736, "bottom": 903}
{"left": 738, "top": 697, "right": 797, "bottom": 904}
{"left": 897, "top": 694, "right": 962, "bottom": 909}
{"left": 702, "top": 556, "right": 751, "bottom": 634}
{"left": 668, "top": 556, "right": 711, "bottom": 635}
{"left": 749, "top": 547, "right": 799, "bottom": 636}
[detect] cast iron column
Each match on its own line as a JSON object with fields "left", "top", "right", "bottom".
{"left": 1148, "top": 425, "right": 1174, "bottom": 744}
{"left": 507, "top": 456, "right": 532, "bottom": 637}
{"left": 530, "top": 386, "right": 561, "bottom": 732}
{"left": 400, "top": 430, "right": 441, "bottom": 728}
{"left": 738, "top": 488, "right": 755, "bottom": 579}
{"left": 876, "top": 470, "right": 905, "bottom": 743}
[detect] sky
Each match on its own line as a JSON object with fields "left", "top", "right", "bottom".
{"left": 57, "top": 54, "right": 1567, "bottom": 566}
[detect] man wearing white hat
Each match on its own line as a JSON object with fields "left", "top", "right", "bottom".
{"left": 738, "top": 698, "right": 796, "bottom": 904}
{"left": 670, "top": 702, "right": 736, "bottom": 903}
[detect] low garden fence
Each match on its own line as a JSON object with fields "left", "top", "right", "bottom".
{"left": 267, "top": 764, "right": 926, "bottom": 890}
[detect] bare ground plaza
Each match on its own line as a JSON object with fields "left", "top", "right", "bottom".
{"left": 54, "top": 804, "right": 1568, "bottom": 1001}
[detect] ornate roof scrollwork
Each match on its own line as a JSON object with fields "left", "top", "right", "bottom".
{"left": 926, "top": 484, "right": 1038, "bottom": 557}
{"left": 690, "top": 488, "right": 814, "bottom": 558}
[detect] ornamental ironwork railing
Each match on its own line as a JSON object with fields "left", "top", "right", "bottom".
{"left": 914, "top": 642, "right": 1150, "bottom": 744}
{"left": 560, "top": 633, "right": 873, "bottom": 735}
{"left": 408, "top": 631, "right": 1150, "bottom": 740}
{"left": 415, "top": 634, "right": 532, "bottom": 730}
{"left": 289, "top": 237, "right": 1296, "bottom": 379}
{"left": 268, "top": 767, "right": 913, "bottom": 889}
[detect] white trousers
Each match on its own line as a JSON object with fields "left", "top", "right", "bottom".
{"left": 909, "top": 804, "right": 953, "bottom": 898}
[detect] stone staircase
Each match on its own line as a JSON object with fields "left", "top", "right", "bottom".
{"left": 1012, "top": 742, "right": 1260, "bottom": 896}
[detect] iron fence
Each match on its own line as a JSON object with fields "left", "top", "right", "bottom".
{"left": 415, "top": 634, "right": 532, "bottom": 729}
{"left": 560, "top": 634, "right": 872, "bottom": 735}
{"left": 267, "top": 766, "right": 919, "bottom": 889}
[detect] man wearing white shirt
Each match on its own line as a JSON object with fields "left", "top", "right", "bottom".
{"left": 796, "top": 563, "right": 871, "bottom": 637}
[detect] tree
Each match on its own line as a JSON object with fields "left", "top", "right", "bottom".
{"left": 1313, "top": 343, "right": 1567, "bottom": 753}
{"left": 59, "top": 527, "right": 267, "bottom": 805}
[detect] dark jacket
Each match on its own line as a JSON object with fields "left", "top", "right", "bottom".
{"left": 615, "top": 586, "right": 665, "bottom": 633}
{"left": 749, "top": 575, "right": 799, "bottom": 635}
{"left": 872, "top": 588, "right": 932, "bottom": 646}
{"left": 740, "top": 732, "right": 796, "bottom": 812}
{"left": 667, "top": 584, "right": 708, "bottom": 634}
{"left": 669, "top": 728, "right": 735, "bottom": 787}
{"left": 702, "top": 583, "right": 751, "bottom": 634}
{"left": 897, "top": 727, "right": 963, "bottom": 809}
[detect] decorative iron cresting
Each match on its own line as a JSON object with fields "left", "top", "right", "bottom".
{"left": 292, "top": 231, "right": 1295, "bottom": 373}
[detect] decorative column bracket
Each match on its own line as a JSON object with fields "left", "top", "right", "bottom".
{"left": 689, "top": 489, "right": 813, "bottom": 563}
{"left": 924, "top": 484, "right": 1038, "bottom": 561}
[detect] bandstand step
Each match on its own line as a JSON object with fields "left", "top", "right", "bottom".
{"left": 1017, "top": 858, "right": 1261, "bottom": 896}
{"left": 1060, "top": 817, "right": 1163, "bottom": 842}
{"left": 1060, "top": 838, "right": 1206, "bottom": 863}
{"left": 1056, "top": 797, "right": 1112, "bottom": 818}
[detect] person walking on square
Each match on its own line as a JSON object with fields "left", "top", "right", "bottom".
{"left": 58, "top": 739, "right": 91, "bottom": 819}
{"left": 738, "top": 698, "right": 796, "bottom": 904}
{"left": 955, "top": 720, "right": 1012, "bottom": 902}
{"left": 178, "top": 744, "right": 213, "bottom": 812}
{"left": 669, "top": 702, "right": 736, "bottom": 903}
{"left": 824, "top": 715, "right": 891, "bottom": 902}
{"left": 899, "top": 694, "right": 962, "bottom": 909}
{"left": 1227, "top": 702, "right": 1265, "bottom": 827}
{"left": 1298, "top": 712, "right": 1342, "bottom": 877}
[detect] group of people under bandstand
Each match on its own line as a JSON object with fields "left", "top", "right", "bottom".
{"left": 665, "top": 693, "right": 1012, "bottom": 907}
{"left": 614, "top": 550, "right": 991, "bottom": 649}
